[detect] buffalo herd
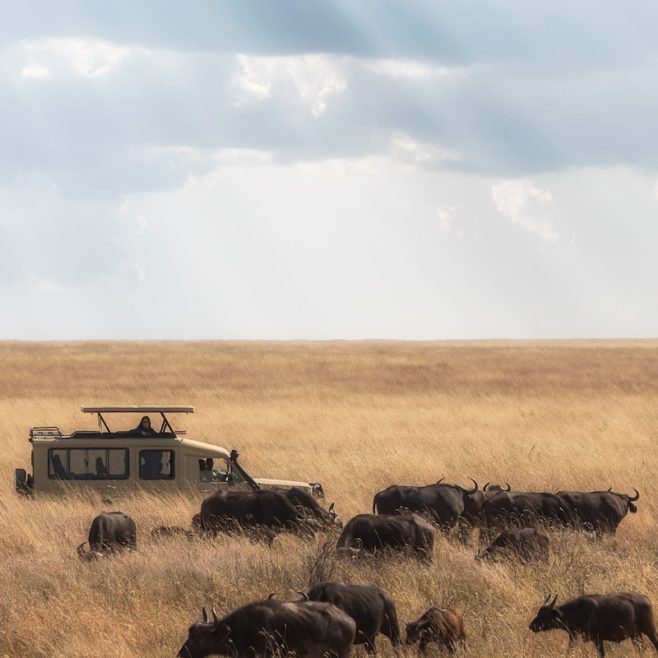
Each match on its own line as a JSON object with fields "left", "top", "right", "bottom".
{"left": 77, "top": 479, "right": 655, "bottom": 657}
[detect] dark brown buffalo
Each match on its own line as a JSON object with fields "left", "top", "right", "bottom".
{"left": 477, "top": 528, "right": 550, "bottom": 562}
{"left": 462, "top": 482, "right": 511, "bottom": 523}
{"left": 337, "top": 514, "right": 435, "bottom": 561}
{"left": 77, "top": 511, "right": 136, "bottom": 559}
{"left": 306, "top": 581, "right": 401, "bottom": 653}
{"left": 529, "top": 592, "right": 658, "bottom": 657}
{"left": 405, "top": 607, "right": 466, "bottom": 653}
{"left": 285, "top": 488, "right": 342, "bottom": 527}
{"left": 372, "top": 479, "right": 479, "bottom": 531}
{"left": 556, "top": 488, "right": 639, "bottom": 535}
{"left": 481, "top": 492, "right": 569, "bottom": 530}
{"left": 178, "top": 599, "right": 356, "bottom": 658}
{"left": 199, "top": 489, "right": 321, "bottom": 537}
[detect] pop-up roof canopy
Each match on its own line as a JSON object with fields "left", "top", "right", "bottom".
{"left": 81, "top": 406, "right": 194, "bottom": 414}
{"left": 81, "top": 405, "right": 194, "bottom": 434}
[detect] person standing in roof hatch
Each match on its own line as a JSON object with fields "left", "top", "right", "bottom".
{"left": 133, "top": 415, "right": 157, "bottom": 435}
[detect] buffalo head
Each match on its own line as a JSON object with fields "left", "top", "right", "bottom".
{"left": 625, "top": 488, "right": 640, "bottom": 513}
{"left": 529, "top": 594, "right": 561, "bottom": 632}
{"left": 405, "top": 620, "right": 427, "bottom": 645}
{"left": 328, "top": 502, "right": 343, "bottom": 528}
{"left": 178, "top": 608, "right": 231, "bottom": 658}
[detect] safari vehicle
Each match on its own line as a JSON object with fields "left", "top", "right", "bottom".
{"left": 14, "top": 406, "right": 324, "bottom": 499}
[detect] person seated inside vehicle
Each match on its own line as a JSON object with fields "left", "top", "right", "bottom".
{"left": 199, "top": 457, "right": 229, "bottom": 482}
{"left": 51, "top": 454, "right": 68, "bottom": 479}
{"left": 95, "top": 456, "right": 110, "bottom": 479}
{"left": 132, "top": 415, "right": 157, "bottom": 435}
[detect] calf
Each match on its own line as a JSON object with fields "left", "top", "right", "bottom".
{"left": 77, "top": 511, "right": 136, "bottom": 559}
{"left": 477, "top": 528, "right": 550, "bottom": 562}
{"left": 178, "top": 599, "right": 356, "bottom": 658}
{"left": 337, "top": 514, "right": 435, "bottom": 561}
{"left": 306, "top": 581, "right": 401, "bottom": 653}
{"left": 405, "top": 607, "right": 465, "bottom": 653}
{"left": 529, "top": 592, "right": 658, "bottom": 657}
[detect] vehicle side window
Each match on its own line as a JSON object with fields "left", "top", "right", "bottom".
{"left": 139, "top": 450, "right": 175, "bottom": 480}
{"left": 48, "top": 449, "right": 129, "bottom": 480}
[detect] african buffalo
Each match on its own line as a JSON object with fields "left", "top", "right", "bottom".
{"left": 178, "top": 600, "right": 356, "bottom": 658}
{"left": 529, "top": 592, "right": 658, "bottom": 657}
{"left": 199, "top": 489, "right": 321, "bottom": 537}
{"left": 462, "top": 482, "right": 511, "bottom": 523}
{"left": 77, "top": 511, "right": 136, "bottom": 559}
{"left": 556, "top": 488, "right": 639, "bottom": 535}
{"left": 477, "top": 528, "right": 550, "bottom": 562}
{"left": 306, "top": 581, "right": 401, "bottom": 653}
{"left": 337, "top": 514, "right": 435, "bottom": 561}
{"left": 405, "top": 607, "right": 465, "bottom": 653}
{"left": 372, "top": 479, "right": 479, "bottom": 531}
{"left": 481, "top": 492, "right": 569, "bottom": 530}
{"left": 285, "top": 488, "right": 342, "bottom": 527}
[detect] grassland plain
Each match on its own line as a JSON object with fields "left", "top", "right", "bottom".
{"left": 0, "top": 340, "right": 656, "bottom": 658}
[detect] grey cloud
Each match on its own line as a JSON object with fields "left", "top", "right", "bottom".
{"left": 2, "top": 5, "right": 658, "bottom": 198}
{"left": 3, "top": 1, "right": 658, "bottom": 70}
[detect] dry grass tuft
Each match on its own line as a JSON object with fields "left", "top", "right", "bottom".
{"left": 0, "top": 340, "right": 656, "bottom": 657}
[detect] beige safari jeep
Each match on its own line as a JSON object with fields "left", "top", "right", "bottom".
{"left": 14, "top": 406, "right": 324, "bottom": 499}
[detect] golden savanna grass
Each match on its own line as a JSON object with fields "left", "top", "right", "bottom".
{"left": 0, "top": 341, "right": 657, "bottom": 657}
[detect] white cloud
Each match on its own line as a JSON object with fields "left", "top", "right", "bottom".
{"left": 20, "top": 64, "right": 50, "bottom": 80}
{"left": 20, "top": 38, "right": 138, "bottom": 79}
{"left": 132, "top": 263, "right": 147, "bottom": 286}
{"left": 232, "top": 54, "right": 347, "bottom": 116}
{"left": 232, "top": 54, "right": 273, "bottom": 104}
{"left": 390, "top": 133, "right": 459, "bottom": 165}
{"left": 32, "top": 276, "right": 63, "bottom": 293}
{"left": 364, "top": 58, "right": 464, "bottom": 80}
{"left": 491, "top": 179, "right": 558, "bottom": 242}
{"left": 653, "top": 177, "right": 658, "bottom": 200}
{"left": 436, "top": 204, "right": 459, "bottom": 232}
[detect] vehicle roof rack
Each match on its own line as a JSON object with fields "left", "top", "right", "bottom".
{"left": 30, "top": 427, "right": 63, "bottom": 440}
{"left": 81, "top": 406, "right": 195, "bottom": 414}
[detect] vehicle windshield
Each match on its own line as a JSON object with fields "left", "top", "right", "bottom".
{"left": 198, "top": 457, "right": 242, "bottom": 484}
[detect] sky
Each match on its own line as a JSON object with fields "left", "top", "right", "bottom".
{"left": 1, "top": 0, "right": 657, "bottom": 339}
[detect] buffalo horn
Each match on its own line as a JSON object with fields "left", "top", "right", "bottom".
{"left": 465, "top": 478, "right": 479, "bottom": 494}
{"left": 202, "top": 607, "right": 209, "bottom": 623}
{"left": 268, "top": 593, "right": 276, "bottom": 600}
{"left": 297, "top": 591, "right": 309, "bottom": 601}
{"left": 549, "top": 594, "right": 558, "bottom": 607}
{"left": 329, "top": 502, "right": 335, "bottom": 513}
{"left": 436, "top": 477, "right": 445, "bottom": 485}
{"left": 505, "top": 482, "right": 511, "bottom": 491}
{"left": 483, "top": 482, "right": 491, "bottom": 491}
{"left": 607, "top": 487, "right": 613, "bottom": 492}
{"left": 76, "top": 541, "right": 87, "bottom": 557}
{"left": 628, "top": 488, "right": 640, "bottom": 501}
{"left": 212, "top": 607, "right": 219, "bottom": 624}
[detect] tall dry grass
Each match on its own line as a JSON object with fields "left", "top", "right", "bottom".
{"left": 0, "top": 341, "right": 656, "bottom": 657}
